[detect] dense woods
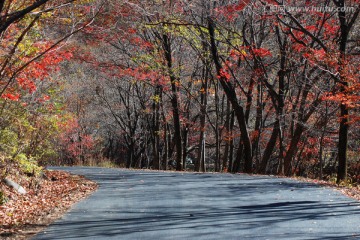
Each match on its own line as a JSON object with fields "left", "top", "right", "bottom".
{"left": 1, "top": 0, "right": 360, "bottom": 183}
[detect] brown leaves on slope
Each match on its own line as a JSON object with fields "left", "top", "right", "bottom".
{"left": 293, "top": 177, "right": 360, "bottom": 202}
{"left": 0, "top": 170, "right": 98, "bottom": 239}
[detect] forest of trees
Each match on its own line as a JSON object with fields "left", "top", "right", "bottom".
{"left": 1, "top": 0, "right": 359, "bottom": 183}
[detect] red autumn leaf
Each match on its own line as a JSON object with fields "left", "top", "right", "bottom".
{"left": 1, "top": 93, "right": 20, "bottom": 101}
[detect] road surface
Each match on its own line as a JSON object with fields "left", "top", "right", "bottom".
{"left": 33, "top": 167, "right": 360, "bottom": 239}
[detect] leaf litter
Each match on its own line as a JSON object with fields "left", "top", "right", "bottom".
{"left": 0, "top": 170, "right": 98, "bottom": 239}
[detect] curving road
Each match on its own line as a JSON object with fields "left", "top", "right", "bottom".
{"left": 33, "top": 167, "right": 360, "bottom": 240}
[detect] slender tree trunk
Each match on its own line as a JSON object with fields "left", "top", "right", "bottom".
{"left": 208, "top": 17, "right": 252, "bottom": 173}
{"left": 196, "top": 114, "right": 206, "bottom": 172}
{"left": 214, "top": 79, "right": 221, "bottom": 172}
{"left": 162, "top": 34, "right": 183, "bottom": 171}
{"left": 232, "top": 144, "right": 243, "bottom": 173}
{"left": 258, "top": 120, "right": 279, "bottom": 173}
{"left": 182, "top": 127, "right": 188, "bottom": 170}
{"left": 196, "top": 64, "right": 209, "bottom": 172}
{"left": 245, "top": 66, "right": 256, "bottom": 123}
{"left": 228, "top": 111, "right": 235, "bottom": 172}
{"left": 163, "top": 121, "right": 169, "bottom": 170}
{"left": 337, "top": 103, "right": 348, "bottom": 182}
{"left": 222, "top": 100, "right": 231, "bottom": 172}
{"left": 275, "top": 27, "right": 287, "bottom": 175}
{"left": 152, "top": 86, "right": 161, "bottom": 170}
{"left": 252, "top": 83, "right": 263, "bottom": 167}
{"left": 318, "top": 102, "right": 329, "bottom": 179}
{"left": 284, "top": 123, "right": 305, "bottom": 174}
{"left": 334, "top": 0, "right": 351, "bottom": 183}
{"left": 126, "top": 143, "right": 134, "bottom": 168}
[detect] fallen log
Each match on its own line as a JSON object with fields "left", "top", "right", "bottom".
{"left": 2, "top": 178, "right": 27, "bottom": 194}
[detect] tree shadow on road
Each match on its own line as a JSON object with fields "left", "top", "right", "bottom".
{"left": 33, "top": 168, "right": 360, "bottom": 240}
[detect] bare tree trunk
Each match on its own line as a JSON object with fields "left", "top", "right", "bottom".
{"left": 318, "top": 102, "right": 329, "bottom": 179}
{"left": 228, "top": 111, "right": 235, "bottom": 173}
{"left": 252, "top": 83, "right": 263, "bottom": 167}
{"left": 232, "top": 144, "right": 243, "bottom": 173}
{"left": 208, "top": 17, "right": 253, "bottom": 173}
{"left": 163, "top": 120, "right": 169, "bottom": 170}
{"left": 162, "top": 34, "right": 183, "bottom": 171}
{"left": 214, "top": 79, "right": 221, "bottom": 172}
{"left": 284, "top": 123, "right": 304, "bottom": 174}
{"left": 337, "top": 103, "right": 348, "bottom": 182}
{"left": 195, "top": 58, "right": 209, "bottom": 172}
{"left": 222, "top": 100, "right": 231, "bottom": 172}
{"left": 258, "top": 120, "right": 279, "bottom": 174}
{"left": 275, "top": 26, "right": 287, "bottom": 175}
{"left": 334, "top": 0, "right": 356, "bottom": 183}
{"left": 182, "top": 127, "right": 188, "bottom": 170}
{"left": 152, "top": 86, "right": 161, "bottom": 170}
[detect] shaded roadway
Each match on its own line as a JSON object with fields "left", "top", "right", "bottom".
{"left": 33, "top": 167, "right": 360, "bottom": 239}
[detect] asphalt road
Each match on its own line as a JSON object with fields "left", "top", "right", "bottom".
{"left": 33, "top": 167, "right": 360, "bottom": 240}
